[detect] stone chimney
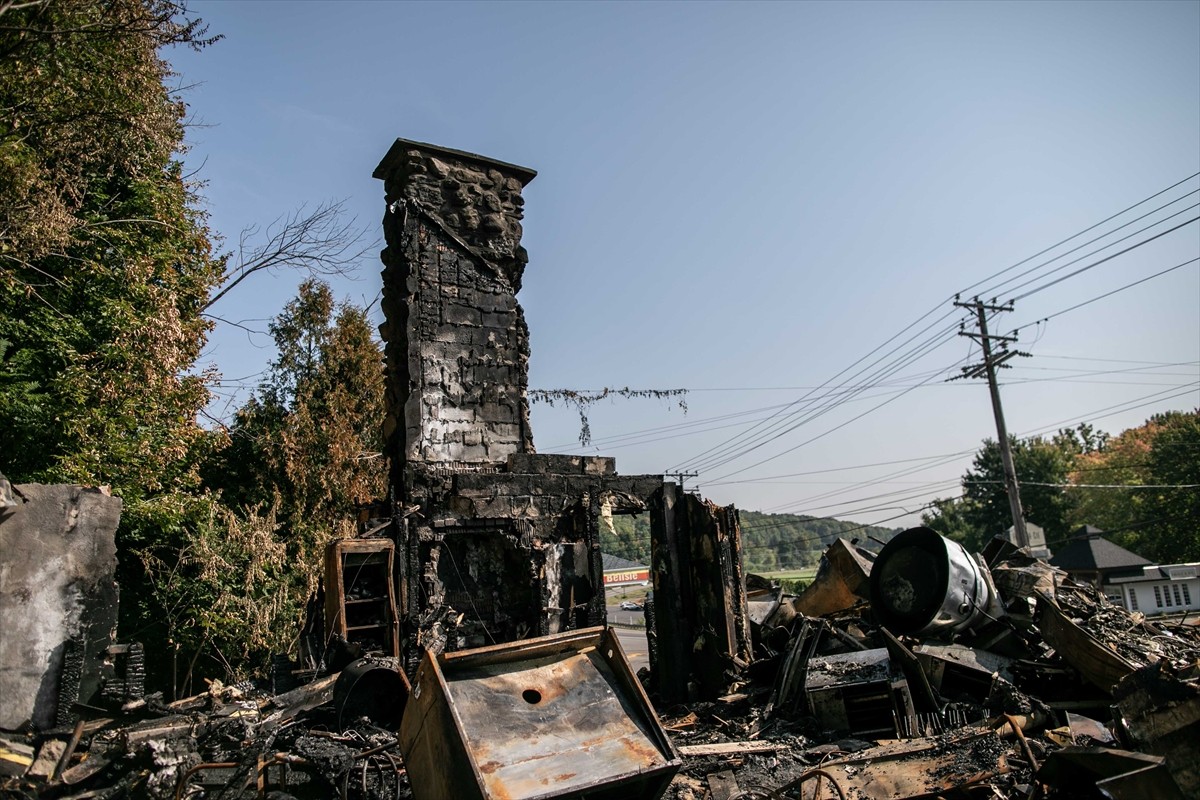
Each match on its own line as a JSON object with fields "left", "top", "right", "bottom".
{"left": 372, "top": 140, "right": 745, "bottom": 685}
{"left": 374, "top": 139, "right": 537, "bottom": 486}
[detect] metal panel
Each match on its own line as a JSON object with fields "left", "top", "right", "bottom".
{"left": 400, "top": 626, "right": 679, "bottom": 800}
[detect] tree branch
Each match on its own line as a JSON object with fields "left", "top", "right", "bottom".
{"left": 202, "top": 199, "right": 376, "bottom": 312}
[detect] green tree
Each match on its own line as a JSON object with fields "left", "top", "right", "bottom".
{"left": 921, "top": 496, "right": 979, "bottom": 547}
{"left": 1066, "top": 420, "right": 1155, "bottom": 547}
{"left": 0, "top": 0, "right": 222, "bottom": 493}
{"left": 1061, "top": 410, "right": 1198, "bottom": 562}
{"left": 1138, "top": 410, "right": 1200, "bottom": 562}
{"left": 602, "top": 513, "right": 651, "bottom": 565}
{"left": 205, "top": 279, "right": 388, "bottom": 615}
{"left": 0, "top": 2, "right": 380, "bottom": 693}
{"left": 925, "top": 434, "right": 1080, "bottom": 552}
{"left": 0, "top": 0, "right": 234, "bottom": 695}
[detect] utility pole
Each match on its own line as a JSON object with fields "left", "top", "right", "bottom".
{"left": 665, "top": 470, "right": 699, "bottom": 493}
{"left": 952, "top": 297, "right": 1031, "bottom": 548}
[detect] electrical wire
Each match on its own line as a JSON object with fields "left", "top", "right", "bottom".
{"left": 729, "top": 384, "right": 1197, "bottom": 523}
{"left": 1008, "top": 257, "right": 1200, "bottom": 336}
{"left": 971, "top": 195, "right": 1199, "bottom": 301}
{"left": 956, "top": 171, "right": 1200, "bottom": 300}
{"left": 682, "top": 317, "right": 972, "bottom": 474}
{"left": 686, "top": 201, "right": 1197, "bottom": 477}
{"left": 703, "top": 356, "right": 965, "bottom": 482}
{"left": 1009, "top": 215, "right": 1199, "bottom": 301}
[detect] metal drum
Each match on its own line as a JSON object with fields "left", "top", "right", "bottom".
{"left": 869, "top": 527, "right": 990, "bottom": 638}
{"left": 333, "top": 657, "right": 410, "bottom": 730}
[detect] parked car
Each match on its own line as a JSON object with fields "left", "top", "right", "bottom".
{"left": 619, "top": 600, "right": 642, "bottom": 611}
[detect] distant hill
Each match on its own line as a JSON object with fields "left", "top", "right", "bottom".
{"left": 603, "top": 507, "right": 898, "bottom": 573}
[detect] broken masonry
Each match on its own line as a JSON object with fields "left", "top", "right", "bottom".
{"left": 0, "top": 479, "right": 127, "bottom": 732}
{"left": 371, "top": 139, "right": 749, "bottom": 700}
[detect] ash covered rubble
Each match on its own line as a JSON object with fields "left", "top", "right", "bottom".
{"left": 6, "top": 526, "right": 1198, "bottom": 800}
{"left": 5, "top": 140, "right": 1200, "bottom": 800}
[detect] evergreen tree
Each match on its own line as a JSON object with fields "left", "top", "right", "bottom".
{"left": 1, "top": 0, "right": 222, "bottom": 493}
{"left": 203, "top": 279, "right": 387, "bottom": 635}
{"left": 959, "top": 435, "right": 1078, "bottom": 550}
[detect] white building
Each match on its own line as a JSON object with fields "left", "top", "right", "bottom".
{"left": 1106, "top": 563, "right": 1200, "bottom": 616}
{"left": 1048, "top": 526, "right": 1199, "bottom": 617}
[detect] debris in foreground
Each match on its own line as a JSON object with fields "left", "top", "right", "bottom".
{"left": 4, "top": 528, "right": 1197, "bottom": 800}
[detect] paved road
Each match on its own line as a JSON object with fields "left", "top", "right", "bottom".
{"left": 613, "top": 625, "right": 649, "bottom": 673}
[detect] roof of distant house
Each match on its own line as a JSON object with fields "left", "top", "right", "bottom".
{"left": 602, "top": 553, "right": 647, "bottom": 572}
{"left": 1049, "top": 526, "right": 1152, "bottom": 572}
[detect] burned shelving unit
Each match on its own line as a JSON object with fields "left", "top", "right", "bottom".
{"left": 324, "top": 538, "right": 400, "bottom": 658}
{"left": 804, "top": 649, "right": 915, "bottom": 737}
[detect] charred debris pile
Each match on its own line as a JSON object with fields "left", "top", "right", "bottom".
{"left": 3, "top": 525, "right": 1198, "bottom": 800}
{"left": 4, "top": 140, "right": 1198, "bottom": 799}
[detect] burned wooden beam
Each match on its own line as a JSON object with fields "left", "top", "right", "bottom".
{"left": 648, "top": 485, "right": 752, "bottom": 705}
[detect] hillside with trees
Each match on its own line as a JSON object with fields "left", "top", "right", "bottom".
{"left": 603, "top": 508, "right": 897, "bottom": 573}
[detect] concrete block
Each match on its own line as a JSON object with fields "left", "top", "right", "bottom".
{"left": 0, "top": 483, "right": 121, "bottom": 731}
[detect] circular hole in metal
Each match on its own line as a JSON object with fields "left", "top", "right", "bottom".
{"left": 522, "top": 689, "right": 542, "bottom": 705}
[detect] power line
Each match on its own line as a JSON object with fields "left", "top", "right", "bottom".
{"left": 704, "top": 450, "right": 977, "bottom": 487}
{"left": 678, "top": 174, "right": 1200, "bottom": 478}
{"left": 1007, "top": 362, "right": 1199, "bottom": 377}
{"left": 1008, "top": 257, "right": 1200, "bottom": 336}
{"left": 670, "top": 308, "right": 966, "bottom": 473}
{"left": 604, "top": 174, "right": 1199, "bottom": 495}
{"left": 1010, "top": 216, "right": 1199, "bottom": 301}
{"left": 970, "top": 193, "right": 1199, "bottom": 301}
{"left": 1036, "top": 354, "right": 1199, "bottom": 367}
{"left": 964, "top": 480, "right": 1199, "bottom": 489}
{"left": 1021, "top": 383, "right": 1200, "bottom": 439}
{"left": 688, "top": 322, "right": 970, "bottom": 475}
{"left": 762, "top": 451, "right": 974, "bottom": 514}
{"left": 704, "top": 358, "right": 962, "bottom": 483}
{"left": 756, "top": 385, "right": 1198, "bottom": 519}
{"left": 957, "top": 171, "right": 1200, "bottom": 300}
{"left": 543, "top": 363, "right": 969, "bottom": 453}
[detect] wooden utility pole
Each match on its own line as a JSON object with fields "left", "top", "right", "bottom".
{"left": 665, "top": 470, "right": 699, "bottom": 493}
{"left": 953, "top": 297, "right": 1030, "bottom": 548}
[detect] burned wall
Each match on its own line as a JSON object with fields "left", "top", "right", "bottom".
{"left": 649, "top": 485, "right": 752, "bottom": 704}
{"left": 375, "top": 139, "right": 537, "bottom": 483}
{"left": 396, "top": 455, "right": 661, "bottom": 670}
{"left": 0, "top": 482, "right": 121, "bottom": 731}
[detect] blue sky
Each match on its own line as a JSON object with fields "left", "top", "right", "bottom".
{"left": 173, "top": 0, "right": 1200, "bottom": 532}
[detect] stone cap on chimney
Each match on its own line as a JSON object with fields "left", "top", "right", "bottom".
{"left": 373, "top": 137, "right": 537, "bottom": 186}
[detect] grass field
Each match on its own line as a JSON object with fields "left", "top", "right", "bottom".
{"left": 757, "top": 567, "right": 818, "bottom": 582}
{"left": 605, "top": 583, "right": 652, "bottom": 604}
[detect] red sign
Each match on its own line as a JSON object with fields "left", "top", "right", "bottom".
{"left": 604, "top": 569, "right": 650, "bottom": 586}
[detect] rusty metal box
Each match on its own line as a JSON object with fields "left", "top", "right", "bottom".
{"left": 804, "top": 648, "right": 914, "bottom": 738}
{"left": 399, "top": 626, "right": 680, "bottom": 800}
